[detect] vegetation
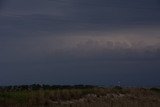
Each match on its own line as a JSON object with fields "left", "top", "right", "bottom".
{"left": 0, "top": 84, "right": 160, "bottom": 107}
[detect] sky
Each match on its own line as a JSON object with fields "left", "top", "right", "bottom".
{"left": 0, "top": 0, "right": 160, "bottom": 86}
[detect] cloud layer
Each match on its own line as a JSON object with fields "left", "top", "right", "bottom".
{"left": 1, "top": 27, "right": 160, "bottom": 63}
{"left": 0, "top": 0, "right": 160, "bottom": 86}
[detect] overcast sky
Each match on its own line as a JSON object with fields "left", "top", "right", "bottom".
{"left": 0, "top": 0, "right": 160, "bottom": 86}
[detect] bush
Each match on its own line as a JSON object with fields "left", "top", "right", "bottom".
{"left": 150, "top": 87, "right": 160, "bottom": 93}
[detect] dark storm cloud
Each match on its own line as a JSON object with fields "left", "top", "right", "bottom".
{"left": 0, "top": 0, "right": 160, "bottom": 86}
{"left": 1, "top": 0, "right": 160, "bottom": 36}
{"left": 0, "top": 0, "right": 5, "bottom": 10}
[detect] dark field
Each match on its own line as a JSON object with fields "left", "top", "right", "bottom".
{"left": 0, "top": 85, "right": 160, "bottom": 107}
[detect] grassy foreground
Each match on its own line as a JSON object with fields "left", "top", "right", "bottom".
{"left": 0, "top": 85, "right": 160, "bottom": 107}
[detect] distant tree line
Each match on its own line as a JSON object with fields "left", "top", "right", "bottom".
{"left": 0, "top": 84, "right": 97, "bottom": 91}
{"left": 0, "top": 84, "right": 159, "bottom": 92}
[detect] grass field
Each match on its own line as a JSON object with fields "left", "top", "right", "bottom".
{"left": 0, "top": 85, "right": 160, "bottom": 107}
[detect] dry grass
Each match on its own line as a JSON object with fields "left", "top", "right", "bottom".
{"left": 0, "top": 87, "right": 160, "bottom": 107}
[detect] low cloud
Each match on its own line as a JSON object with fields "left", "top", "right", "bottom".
{"left": 1, "top": 27, "right": 160, "bottom": 63}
